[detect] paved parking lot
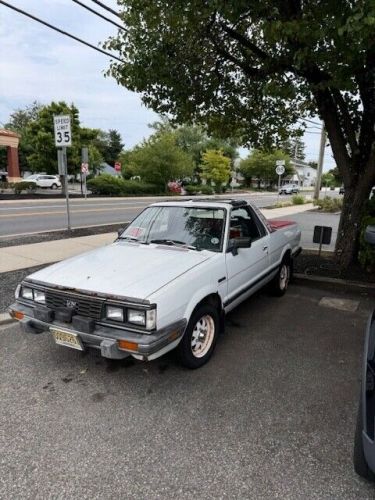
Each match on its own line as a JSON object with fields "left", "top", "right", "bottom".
{"left": 1, "top": 283, "right": 374, "bottom": 499}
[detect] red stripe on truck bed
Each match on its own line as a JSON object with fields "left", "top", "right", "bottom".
{"left": 267, "top": 219, "right": 296, "bottom": 231}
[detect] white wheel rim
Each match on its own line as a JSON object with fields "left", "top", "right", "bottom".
{"left": 191, "top": 315, "right": 215, "bottom": 358}
{"left": 279, "top": 264, "right": 290, "bottom": 290}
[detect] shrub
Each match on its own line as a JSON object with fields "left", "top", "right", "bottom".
{"left": 291, "top": 195, "right": 305, "bottom": 205}
{"left": 87, "top": 174, "right": 160, "bottom": 196}
{"left": 13, "top": 181, "right": 37, "bottom": 195}
{"left": 313, "top": 196, "right": 343, "bottom": 212}
{"left": 358, "top": 215, "right": 375, "bottom": 270}
{"left": 200, "top": 185, "right": 214, "bottom": 195}
{"left": 184, "top": 184, "right": 199, "bottom": 195}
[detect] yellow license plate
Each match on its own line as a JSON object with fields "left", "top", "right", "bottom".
{"left": 50, "top": 328, "right": 83, "bottom": 351}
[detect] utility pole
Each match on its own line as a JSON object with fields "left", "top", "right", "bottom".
{"left": 314, "top": 125, "right": 327, "bottom": 200}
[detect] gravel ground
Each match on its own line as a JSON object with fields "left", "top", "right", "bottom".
{"left": 295, "top": 253, "right": 375, "bottom": 284}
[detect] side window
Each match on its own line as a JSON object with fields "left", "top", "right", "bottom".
{"left": 229, "top": 206, "right": 266, "bottom": 241}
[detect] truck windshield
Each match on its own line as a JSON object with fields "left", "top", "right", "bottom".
{"left": 119, "top": 206, "right": 226, "bottom": 252}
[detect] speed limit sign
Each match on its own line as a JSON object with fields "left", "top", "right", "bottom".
{"left": 54, "top": 115, "right": 72, "bottom": 147}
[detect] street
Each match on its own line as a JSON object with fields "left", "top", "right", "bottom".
{"left": 0, "top": 190, "right": 328, "bottom": 238}
{"left": 1, "top": 283, "right": 374, "bottom": 499}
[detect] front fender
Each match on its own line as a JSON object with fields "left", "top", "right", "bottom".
{"left": 183, "top": 285, "right": 224, "bottom": 325}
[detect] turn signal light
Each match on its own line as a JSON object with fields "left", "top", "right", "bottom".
{"left": 118, "top": 340, "right": 138, "bottom": 352}
{"left": 10, "top": 310, "right": 24, "bottom": 320}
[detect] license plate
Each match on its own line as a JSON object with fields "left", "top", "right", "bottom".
{"left": 50, "top": 328, "right": 83, "bottom": 351}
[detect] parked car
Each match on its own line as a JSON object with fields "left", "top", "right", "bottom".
{"left": 279, "top": 184, "right": 299, "bottom": 195}
{"left": 354, "top": 224, "right": 375, "bottom": 480}
{"left": 9, "top": 199, "right": 301, "bottom": 369}
{"left": 25, "top": 174, "right": 61, "bottom": 189}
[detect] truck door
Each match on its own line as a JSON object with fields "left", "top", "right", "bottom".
{"left": 224, "top": 205, "right": 270, "bottom": 310}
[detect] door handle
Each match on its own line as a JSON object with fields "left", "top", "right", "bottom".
{"left": 263, "top": 245, "right": 268, "bottom": 252}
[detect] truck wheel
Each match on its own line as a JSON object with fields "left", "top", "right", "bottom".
{"left": 177, "top": 304, "right": 219, "bottom": 369}
{"left": 354, "top": 394, "right": 375, "bottom": 481}
{"left": 270, "top": 258, "right": 291, "bottom": 296}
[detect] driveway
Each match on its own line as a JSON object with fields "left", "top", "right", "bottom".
{"left": 1, "top": 283, "right": 374, "bottom": 499}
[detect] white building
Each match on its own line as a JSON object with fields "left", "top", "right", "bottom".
{"left": 289, "top": 159, "right": 317, "bottom": 187}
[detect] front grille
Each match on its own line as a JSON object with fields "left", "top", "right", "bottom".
{"left": 45, "top": 289, "right": 104, "bottom": 320}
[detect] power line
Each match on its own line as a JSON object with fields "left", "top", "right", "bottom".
{"left": 299, "top": 117, "right": 322, "bottom": 127}
{"left": 0, "top": 0, "right": 123, "bottom": 62}
{"left": 89, "top": 0, "right": 121, "bottom": 18}
{"left": 72, "top": 0, "right": 125, "bottom": 31}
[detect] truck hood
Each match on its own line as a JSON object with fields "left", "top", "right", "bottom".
{"left": 27, "top": 241, "right": 212, "bottom": 300}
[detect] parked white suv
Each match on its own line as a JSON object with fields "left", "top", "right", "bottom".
{"left": 26, "top": 174, "right": 61, "bottom": 189}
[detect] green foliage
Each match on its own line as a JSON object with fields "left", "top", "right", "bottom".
{"left": 87, "top": 174, "right": 160, "bottom": 196}
{"left": 184, "top": 184, "right": 214, "bottom": 195}
{"left": 127, "top": 132, "right": 194, "bottom": 191}
{"left": 239, "top": 150, "right": 293, "bottom": 187}
{"left": 321, "top": 172, "right": 336, "bottom": 188}
{"left": 201, "top": 149, "right": 231, "bottom": 192}
{"left": 281, "top": 137, "right": 305, "bottom": 160}
{"left": 314, "top": 197, "right": 343, "bottom": 212}
{"left": 13, "top": 181, "right": 36, "bottom": 195}
{"left": 291, "top": 195, "right": 305, "bottom": 205}
{"left": 94, "top": 129, "right": 124, "bottom": 166}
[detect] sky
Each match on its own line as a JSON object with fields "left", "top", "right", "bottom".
{"left": 0, "top": 0, "right": 335, "bottom": 170}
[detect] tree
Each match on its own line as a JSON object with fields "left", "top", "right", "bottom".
{"left": 281, "top": 137, "right": 306, "bottom": 160}
{"left": 94, "top": 129, "right": 124, "bottom": 166}
{"left": 201, "top": 149, "right": 231, "bottom": 191}
{"left": 1, "top": 101, "right": 43, "bottom": 173}
{"left": 105, "top": 1, "right": 375, "bottom": 268}
{"left": 127, "top": 132, "right": 194, "bottom": 191}
{"left": 240, "top": 150, "right": 294, "bottom": 188}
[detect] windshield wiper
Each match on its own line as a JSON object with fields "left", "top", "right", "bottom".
{"left": 150, "top": 239, "right": 197, "bottom": 250}
{"left": 118, "top": 236, "right": 148, "bottom": 244}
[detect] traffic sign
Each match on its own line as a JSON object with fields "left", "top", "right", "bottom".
{"left": 54, "top": 115, "right": 72, "bottom": 147}
{"left": 275, "top": 165, "right": 285, "bottom": 175}
{"left": 114, "top": 162, "right": 121, "bottom": 172}
{"left": 276, "top": 160, "right": 285, "bottom": 166}
{"left": 81, "top": 162, "right": 89, "bottom": 174}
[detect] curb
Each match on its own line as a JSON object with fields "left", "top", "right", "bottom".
{"left": 0, "top": 312, "right": 15, "bottom": 326}
{"left": 294, "top": 273, "right": 375, "bottom": 291}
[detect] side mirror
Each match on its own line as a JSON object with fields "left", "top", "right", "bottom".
{"left": 228, "top": 237, "right": 251, "bottom": 255}
{"left": 365, "top": 225, "right": 375, "bottom": 246}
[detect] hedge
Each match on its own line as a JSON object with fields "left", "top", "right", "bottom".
{"left": 184, "top": 184, "right": 214, "bottom": 195}
{"left": 87, "top": 175, "right": 160, "bottom": 196}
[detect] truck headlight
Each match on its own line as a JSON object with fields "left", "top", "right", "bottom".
{"left": 128, "top": 309, "right": 156, "bottom": 330}
{"left": 21, "top": 287, "right": 34, "bottom": 300}
{"left": 127, "top": 309, "right": 145, "bottom": 326}
{"left": 34, "top": 290, "right": 46, "bottom": 304}
{"left": 106, "top": 305, "right": 124, "bottom": 322}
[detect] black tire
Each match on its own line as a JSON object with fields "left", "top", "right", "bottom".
{"left": 269, "top": 257, "right": 291, "bottom": 296}
{"left": 354, "top": 394, "right": 375, "bottom": 481}
{"left": 51, "top": 183, "right": 58, "bottom": 190}
{"left": 177, "top": 304, "right": 219, "bottom": 369}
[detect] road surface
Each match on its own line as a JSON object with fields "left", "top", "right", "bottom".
{"left": 0, "top": 191, "right": 322, "bottom": 237}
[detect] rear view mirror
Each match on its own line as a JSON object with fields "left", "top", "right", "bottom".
{"left": 228, "top": 237, "right": 251, "bottom": 255}
{"left": 365, "top": 225, "right": 375, "bottom": 246}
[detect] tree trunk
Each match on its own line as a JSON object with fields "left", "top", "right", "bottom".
{"left": 335, "top": 181, "right": 373, "bottom": 268}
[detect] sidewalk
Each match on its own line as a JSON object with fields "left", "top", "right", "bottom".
{"left": 0, "top": 204, "right": 314, "bottom": 273}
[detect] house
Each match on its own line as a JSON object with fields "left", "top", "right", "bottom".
{"left": 289, "top": 159, "right": 317, "bottom": 187}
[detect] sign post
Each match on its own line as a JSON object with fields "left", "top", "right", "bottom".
{"left": 54, "top": 115, "right": 72, "bottom": 230}
{"left": 81, "top": 147, "right": 89, "bottom": 200}
{"left": 275, "top": 160, "right": 285, "bottom": 202}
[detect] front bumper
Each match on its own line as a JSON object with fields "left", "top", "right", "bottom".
{"left": 9, "top": 302, "right": 186, "bottom": 361}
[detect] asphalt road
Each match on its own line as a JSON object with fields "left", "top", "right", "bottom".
{"left": 1, "top": 283, "right": 374, "bottom": 499}
{"left": 0, "top": 191, "right": 324, "bottom": 238}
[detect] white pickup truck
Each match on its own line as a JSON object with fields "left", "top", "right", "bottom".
{"left": 9, "top": 199, "right": 301, "bottom": 368}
